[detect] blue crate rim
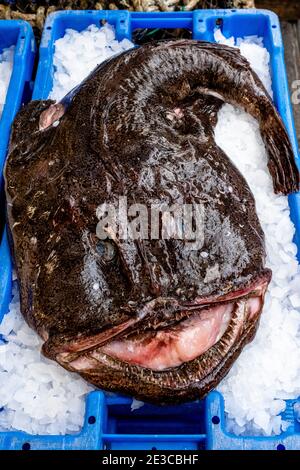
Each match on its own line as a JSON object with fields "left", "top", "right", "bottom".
{"left": 0, "top": 19, "right": 35, "bottom": 339}
{"left": 0, "top": 20, "right": 35, "bottom": 159}
{"left": 1, "top": 9, "right": 300, "bottom": 450}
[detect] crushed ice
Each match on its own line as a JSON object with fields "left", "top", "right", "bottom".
{"left": 215, "top": 29, "right": 300, "bottom": 436}
{"left": 0, "top": 284, "right": 93, "bottom": 435}
{"left": 49, "top": 24, "right": 134, "bottom": 101}
{"left": 0, "top": 46, "right": 14, "bottom": 117}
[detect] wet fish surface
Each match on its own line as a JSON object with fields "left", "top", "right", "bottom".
{"left": 4, "top": 40, "right": 299, "bottom": 403}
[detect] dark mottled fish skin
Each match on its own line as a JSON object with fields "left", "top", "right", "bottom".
{"left": 4, "top": 40, "right": 298, "bottom": 403}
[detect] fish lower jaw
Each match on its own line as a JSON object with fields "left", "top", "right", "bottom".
{"left": 61, "top": 291, "right": 265, "bottom": 374}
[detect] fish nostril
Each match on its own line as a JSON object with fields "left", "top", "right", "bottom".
{"left": 149, "top": 281, "right": 162, "bottom": 297}
{"left": 96, "top": 240, "right": 105, "bottom": 256}
{"left": 96, "top": 240, "right": 117, "bottom": 262}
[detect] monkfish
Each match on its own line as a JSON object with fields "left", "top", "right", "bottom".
{"left": 4, "top": 40, "right": 299, "bottom": 403}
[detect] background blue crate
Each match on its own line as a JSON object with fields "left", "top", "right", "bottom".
{"left": 0, "top": 20, "right": 36, "bottom": 193}
{"left": 0, "top": 9, "right": 300, "bottom": 450}
{"left": 0, "top": 19, "right": 35, "bottom": 329}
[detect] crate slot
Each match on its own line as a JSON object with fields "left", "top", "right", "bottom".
{"left": 104, "top": 398, "right": 205, "bottom": 436}
{"left": 103, "top": 433, "right": 205, "bottom": 450}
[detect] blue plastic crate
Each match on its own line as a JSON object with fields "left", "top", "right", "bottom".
{"left": 0, "top": 20, "right": 36, "bottom": 194}
{"left": 0, "top": 19, "right": 35, "bottom": 322}
{"left": 0, "top": 9, "right": 300, "bottom": 450}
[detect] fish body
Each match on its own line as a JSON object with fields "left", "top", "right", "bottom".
{"left": 4, "top": 40, "right": 298, "bottom": 403}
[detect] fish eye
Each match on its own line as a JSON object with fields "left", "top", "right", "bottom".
{"left": 96, "top": 239, "right": 117, "bottom": 262}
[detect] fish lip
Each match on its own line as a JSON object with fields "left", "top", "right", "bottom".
{"left": 110, "top": 270, "right": 272, "bottom": 341}
{"left": 123, "top": 269, "right": 272, "bottom": 330}
{"left": 49, "top": 269, "right": 271, "bottom": 364}
{"left": 180, "top": 269, "right": 272, "bottom": 309}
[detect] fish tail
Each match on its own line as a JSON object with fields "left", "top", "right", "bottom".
{"left": 197, "top": 43, "right": 300, "bottom": 195}
{"left": 262, "top": 114, "right": 300, "bottom": 195}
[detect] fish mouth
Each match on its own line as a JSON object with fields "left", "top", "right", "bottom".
{"left": 52, "top": 271, "right": 271, "bottom": 374}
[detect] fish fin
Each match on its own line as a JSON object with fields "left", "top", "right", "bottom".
{"left": 5, "top": 100, "right": 56, "bottom": 175}
{"left": 8, "top": 99, "right": 54, "bottom": 154}
{"left": 261, "top": 114, "right": 300, "bottom": 195}
{"left": 217, "top": 52, "right": 299, "bottom": 195}
{"left": 196, "top": 43, "right": 300, "bottom": 194}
